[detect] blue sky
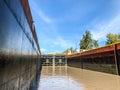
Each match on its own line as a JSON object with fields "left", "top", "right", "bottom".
{"left": 29, "top": 0, "right": 120, "bottom": 54}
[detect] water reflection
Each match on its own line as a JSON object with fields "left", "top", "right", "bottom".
{"left": 38, "top": 66, "right": 83, "bottom": 90}
{"left": 39, "top": 66, "right": 120, "bottom": 90}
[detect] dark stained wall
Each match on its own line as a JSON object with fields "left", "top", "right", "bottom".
{"left": 0, "top": 0, "right": 41, "bottom": 89}
{"left": 67, "top": 43, "right": 120, "bottom": 75}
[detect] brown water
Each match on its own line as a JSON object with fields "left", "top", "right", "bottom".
{"left": 38, "top": 66, "right": 120, "bottom": 90}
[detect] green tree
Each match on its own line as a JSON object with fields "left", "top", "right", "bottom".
{"left": 118, "top": 34, "right": 120, "bottom": 39}
{"left": 63, "top": 49, "right": 69, "bottom": 54}
{"left": 93, "top": 40, "right": 99, "bottom": 48}
{"left": 106, "top": 33, "right": 120, "bottom": 45}
{"left": 79, "top": 30, "right": 99, "bottom": 50}
{"left": 69, "top": 47, "right": 76, "bottom": 53}
{"left": 63, "top": 47, "right": 76, "bottom": 54}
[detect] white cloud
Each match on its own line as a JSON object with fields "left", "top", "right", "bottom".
{"left": 39, "top": 36, "right": 75, "bottom": 54}
{"left": 37, "top": 10, "right": 52, "bottom": 23}
{"left": 29, "top": 0, "right": 53, "bottom": 23}
{"left": 91, "top": 14, "right": 120, "bottom": 41}
{"left": 42, "top": 36, "right": 74, "bottom": 49}
{"left": 53, "top": 37, "right": 73, "bottom": 48}
{"left": 41, "top": 48, "right": 46, "bottom": 52}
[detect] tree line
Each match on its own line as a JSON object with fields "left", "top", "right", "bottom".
{"left": 63, "top": 30, "right": 120, "bottom": 54}
{"left": 80, "top": 30, "right": 120, "bottom": 50}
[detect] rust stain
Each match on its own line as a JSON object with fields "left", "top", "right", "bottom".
{"left": 67, "top": 43, "right": 120, "bottom": 59}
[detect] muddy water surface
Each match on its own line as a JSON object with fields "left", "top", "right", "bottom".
{"left": 38, "top": 66, "right": 120, "bottom": 90}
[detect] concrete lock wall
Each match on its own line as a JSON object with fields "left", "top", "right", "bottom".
{"left": 0, "top": 0, "right": 41, "bottom": 90}
{"left": 68, "top": 56, "right": 117, "bottom": 74}
{"left": 67, "top": 44, "right": 120, "bottom": 75}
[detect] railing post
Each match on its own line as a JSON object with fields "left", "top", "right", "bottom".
{"left": 114, "top": 44, "right": 120, "bottom": 75}
{"left": 65, "top": 56, "right": 67, "bottom": 66}
{"left": 80, "top": 56, "right": 83, "bottom": 69}
{"left": 53, "top": 56, "right": 55, "bottom": 66}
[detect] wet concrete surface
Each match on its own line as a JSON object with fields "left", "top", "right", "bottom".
{"left": 38, "top": 66, "right": 120, "bottom": 90}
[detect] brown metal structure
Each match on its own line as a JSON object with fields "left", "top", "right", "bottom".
{"left": 67, "top": 43, "right": 120, "bottom": 75}
{"left": 67, "top": 43, "right": 120, "bottom": 59}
